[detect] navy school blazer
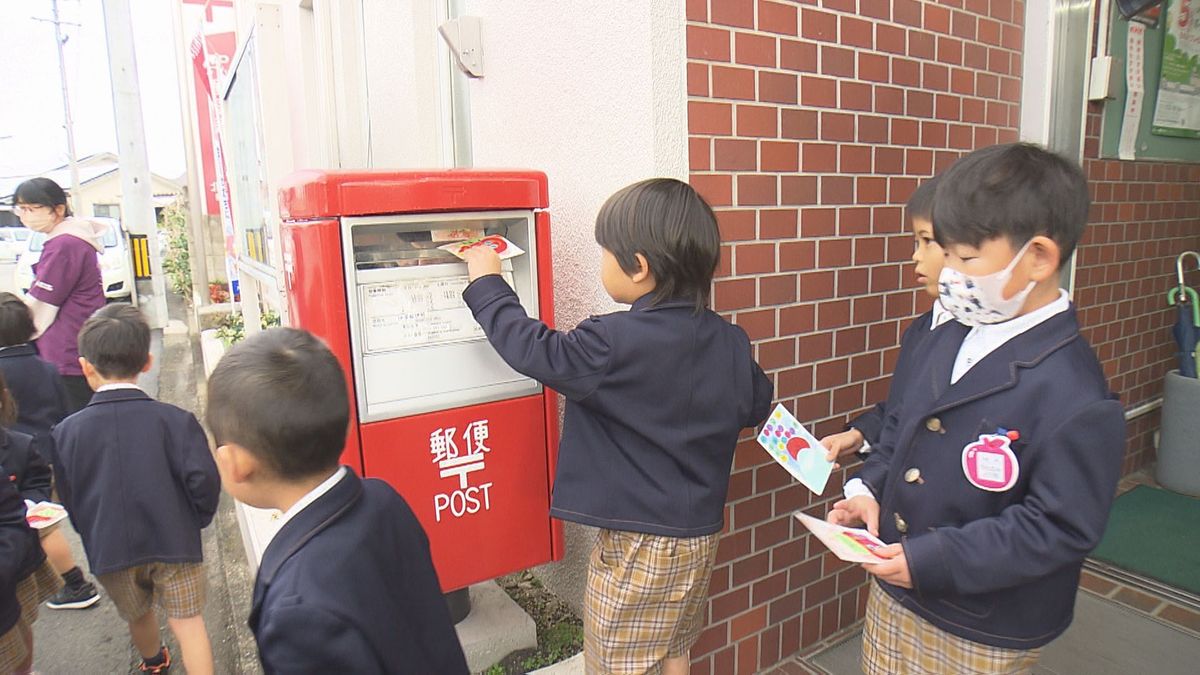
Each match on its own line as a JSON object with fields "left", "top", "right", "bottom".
{"left": 853, "top": 305, "right": 1124, "bottom": 649}
{"left": 0, "top": 472, "right": 42, "bottom": 638}
{"left": 250, "top": 470, "right": 469, "bottom": 675}
{"left": 0, "top": 429, "right": 52, "bottom": 503}
{"left": 0, "top": 344, "right": 70, "bottom": 443}
{"left": 50, "top": 389, "right": 220, "bottom": 575}
{"left": 848, "top": 309, "right": 937, "bottom": 445}
{"left": 463, "top": 275, "right": 773, "bottom": 538}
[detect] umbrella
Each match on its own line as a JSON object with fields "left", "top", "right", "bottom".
{"left": 1168, "top": 251, "right": 1200, "bottom": 378}
{"left": 1170, "top": 294, "right": 1199, "bottom": 377}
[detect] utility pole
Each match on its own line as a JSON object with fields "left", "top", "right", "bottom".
{"left": 40, "top": 0, "right": 82, "bottom": 213}
{"left": 102, "top": 0, "right": 168, "bottom": 328}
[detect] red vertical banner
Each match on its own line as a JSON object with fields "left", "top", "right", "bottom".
{"left": 190, "top": 32, "right": 236, "bottom": 234}
{"left": 188, "top": 26, "right": 238, "bottom": 293}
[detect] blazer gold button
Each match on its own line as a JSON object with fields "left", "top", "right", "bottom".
{"left": 925, "top": 417, "right": 943, "bottom": 432}
{"left": 904, "top": 468, "right": 921, "bottom": 483}
{"left": 894, "top": 512, "right": 908, "bottom": 533}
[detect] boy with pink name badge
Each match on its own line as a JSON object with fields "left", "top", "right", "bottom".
{"left": 828, "top": 144, "right": 1125, "bottom": 673}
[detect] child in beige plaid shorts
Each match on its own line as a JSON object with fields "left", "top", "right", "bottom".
{"left": 465, "top": 178, "right": 774, "bottom": 673}
{"left": 51, "top": 304, "right": 221, "bottom": 675}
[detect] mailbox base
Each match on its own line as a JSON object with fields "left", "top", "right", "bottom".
{"left": 453, "top": 582, "right": 538, "bottom": 672}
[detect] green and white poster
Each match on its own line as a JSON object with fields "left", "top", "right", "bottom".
{"left": 1152, "top": 0, "right": 1200, "bottom": 138}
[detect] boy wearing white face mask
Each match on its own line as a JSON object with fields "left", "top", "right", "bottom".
{"left": 828, "top": 143, "right": 1124, "bottom": 674}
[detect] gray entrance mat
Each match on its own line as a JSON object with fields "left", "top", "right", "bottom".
{"left": 808, "top": 592, "right": 1200, "bottom": 674}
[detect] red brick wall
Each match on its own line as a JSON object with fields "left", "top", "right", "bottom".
{"left": 686, "top": 1, "right": 1025, "bottom": 672}
{"left": 1077, "top": 108, "right": 1200, "bottom": 475}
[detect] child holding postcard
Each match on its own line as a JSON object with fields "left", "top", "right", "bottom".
{"left": 0, "top": 474, "right": 46, "bottom": 675}
{"left": 463, "top": 178, "right": 773, "bottom": 675}
{"left": 0, "top": 372, "right": 61, "bottom": 674}
{"left": 827, "top": 144, "right": 1125, "bottom": 673}
{"left": 0, "top": 292, "right": 99, "bottom": 610}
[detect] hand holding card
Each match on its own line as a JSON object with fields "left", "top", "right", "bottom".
{"left": 756, "top": 404, "right": 835, "bottom": 494}
{"left": 25, "top": 501, "right": 68, "bottom": 530}
{"left": 794, "top": 512, "right": 891, "bottom": 564}
{"left": 438, "top": 235, "right": 525, "bottom": 261}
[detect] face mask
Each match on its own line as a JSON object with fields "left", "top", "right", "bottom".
{"left": 19, "top": 210, "right": 57, "bottom": 233}
{"left": 938, "top": 240, "right": 1035, "bottom": 326}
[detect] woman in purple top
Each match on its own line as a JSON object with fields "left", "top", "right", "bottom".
{"left": 12, "top": 178, "right": 106, "bottom": 413}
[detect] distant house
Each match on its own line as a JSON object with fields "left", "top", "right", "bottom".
{"left": 0, "top": 153, "right": 183, "bottom": 227}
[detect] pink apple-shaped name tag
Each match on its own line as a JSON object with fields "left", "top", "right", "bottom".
{"left": 961, "top": 434, "right": 1019, "bottom": 492}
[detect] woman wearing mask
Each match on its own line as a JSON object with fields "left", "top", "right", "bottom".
{"left": 11, "top": 178, "right": 106, "bottom": 412}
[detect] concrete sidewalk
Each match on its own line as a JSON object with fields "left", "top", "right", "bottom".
{"left": 31, "top": 292, "right": 258, "bottom": 674}
{"left": 797, "top": 590, "right": 1200, "bottom": 675}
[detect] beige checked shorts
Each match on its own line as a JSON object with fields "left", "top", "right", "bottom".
{"left": 583, "top": 528, "right": 720, "bottom": 675}
{"left": 97, "top": 562, "right": 206, "bottom": 621}
{"left": 0, "top": 559, "right": 62, "bottom": 672}
{"left": 862, "top": 580, "right": 1042, "bottom": 675}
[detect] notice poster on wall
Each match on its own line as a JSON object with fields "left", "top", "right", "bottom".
{"left": 1121, "top": 22, "right": 1148, "bottom": 159}
{"left": 1152, "top": 0, "right": 1200, "bottom": 138}
{"left": 359, "top": 272, "right": 514, "bottom": 352}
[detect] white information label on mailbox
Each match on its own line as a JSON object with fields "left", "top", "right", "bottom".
{"left": 360, "top": 273, "right": 513, "bottom": 352}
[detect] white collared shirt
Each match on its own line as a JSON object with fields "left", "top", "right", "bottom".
{"left": 274, "top": 466, "right": 347, "bottom": 530}
{"left": 930, "top": 300, "right": 954, "bottom": 330}
{"left": 950, "top": 290, "right": 1070, "bottom": 384}
{"left": 844, "top": 290, "right": 1072, "bottom": 501}
{"left": 96, "top": 383, "right": 142, "bottom": 392}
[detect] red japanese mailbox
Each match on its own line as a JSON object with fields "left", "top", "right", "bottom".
{"left": 277, "top": 170, "right": 562, "bottom": 591}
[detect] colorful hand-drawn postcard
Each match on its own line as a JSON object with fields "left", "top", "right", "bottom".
{"left": 794, "top": 512, "right": 890, "bottom": 564}
{"left": 25, "top": 501, "right": 68, "bottom": 530}
{"left": 757, "top": 403, "right": 834, "bottom": 495}
{"left": 438, "top": 234, "right": 525, "bottom": 260}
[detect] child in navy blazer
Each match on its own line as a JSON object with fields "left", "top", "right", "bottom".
{"left": 0, "top": 293, "right": 70, "bottom": 442}
{"left": 463, "top": 178, "right": 772, "bottom": 674}
{"left": 207, "top": 328, "right": 469, "bottom": 674}
{"left": 0, "top": 373, "right": 53, "bottom": 505}
{"left": 52, "top": 304, "right": 219, "bottom": 675}
{"left": 829, "top": 144, "right": 1125, "bottom": 673}
{"left": 0, "top": 291, "right": 99, "bottom": 611}
{"left": 820, "top": 176, "right": 951, "bottom": 463}
{"left": 0, "top": 375, "right": 63, "bottom": 674}
{"left": 0, "top": 470, "right": 43, "bottom": 667}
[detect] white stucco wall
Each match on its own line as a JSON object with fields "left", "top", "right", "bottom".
{"left": 462, "top": 0, "right": 688, "bottom": 611}
{"left": 465, "top": 0, "right": 688, "bottom": 326}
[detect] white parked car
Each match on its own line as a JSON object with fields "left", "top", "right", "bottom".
{"left": 13, "top": 217, "right": 134, "bottom": 300}
{"left": 0, "top": 227, "right": 30, "bottom": 264}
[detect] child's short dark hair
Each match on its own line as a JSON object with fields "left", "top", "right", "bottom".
{"left": 0, "top": 293, "right": 36, "bottom": 347}
{"left": 77, "top": 304, "right": 149, "bottom": 378}
{"left": 906, "top": 175, "right": 940, "bottom": 225}
{"left": 932, "top": 143, "right": 1088, "bottom": 266}
{"left": 206, "top": 328, "right": 348, "bottom": 480}
{"left": 594, "top": 178, "right": 720, "bottom": 312}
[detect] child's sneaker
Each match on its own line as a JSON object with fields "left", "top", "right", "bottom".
{"left": 45, "top": 579, "right": 100, "bottom": 609}
{"left": 138, "top": 646, "right": 171, "bottom": 674}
